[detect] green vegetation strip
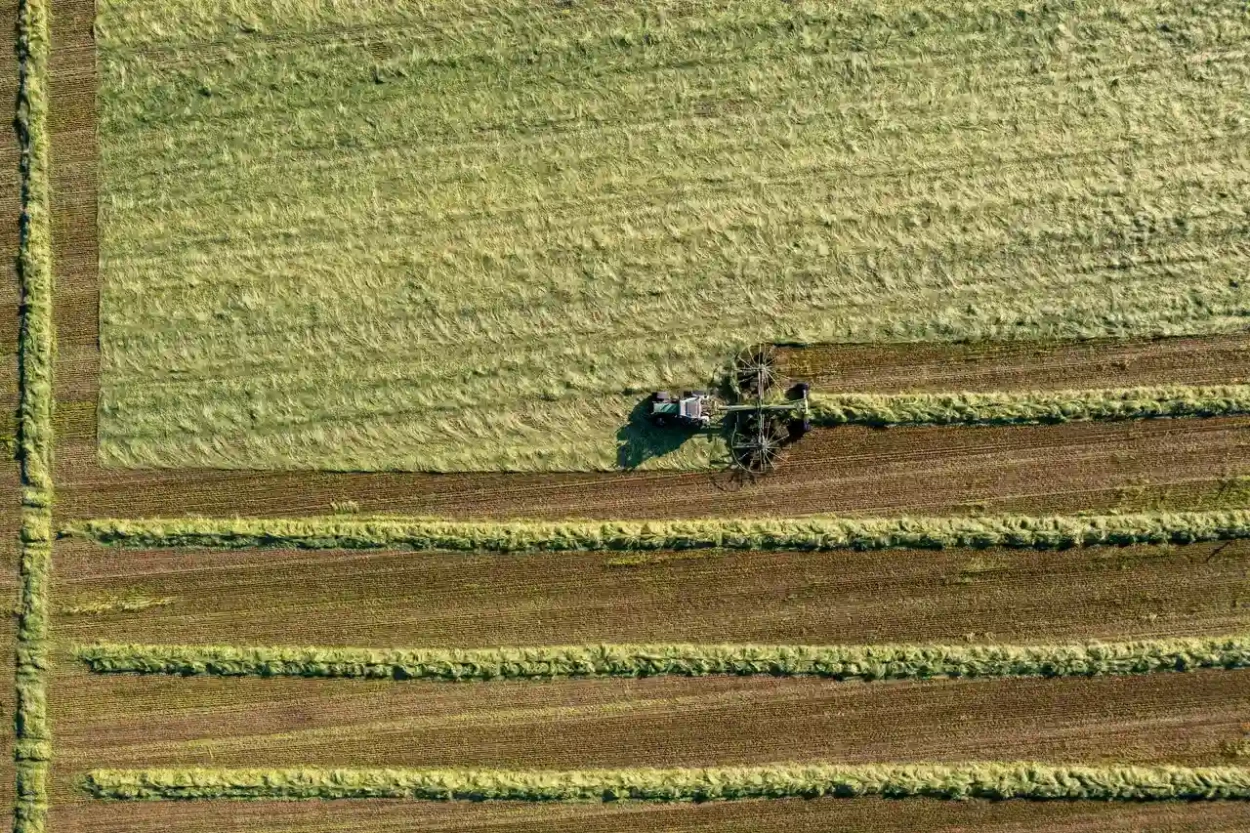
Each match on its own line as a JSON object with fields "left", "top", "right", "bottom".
{"left": 14, "top": 1, "right": 54, "bottom": 832}
{"left": 81, "top": 764, "right": 1250, "bottom": 802}
{"left": 809, "top": 385, "right": 1250, "bottom": 428}
{"left": 74, "top": 637, "right": 1250, "bottom": 682}
{"left": 63, "top": 510, "right": 1250, "bottom": 553}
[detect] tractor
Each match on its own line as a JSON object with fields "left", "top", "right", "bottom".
{"left": 648, "top": 390, "right": 713, "bottom": 428}
{"left": 646, "top": 346, "right": 814, "bottom": 473}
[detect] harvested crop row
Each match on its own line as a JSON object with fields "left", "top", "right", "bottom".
{"left": 807, "top": 385, "right": 1250, "bottom": 428}
{"left": 13, "top": 1, "right": 54, "bottom": 832}
{"left": 62, "top": 509, "right": 1250, "bottom": 553}
{"left": 72, "top": 637, "right": 1250, "bottom": 683}
{"left": 80, "top": 763, "right": 1250, "bottom": 803}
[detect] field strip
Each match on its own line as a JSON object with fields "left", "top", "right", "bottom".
{"left": 13, "top": 0, "right": 54, "bottom": 832}
{"left": 807, "top": 385, "right": 1250, "bottom": 428}
{"left": 79, "top": 763, "right": 1250, "bottom": 803}
{"left": 72, "top": 637, "right": 1250, "bottom": 682}
{"left": 61, "top": 509, "right": 1250, "bottom": 553}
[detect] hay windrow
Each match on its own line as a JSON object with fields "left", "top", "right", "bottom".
{"left": 73, "top": 637, "right": 1250, "bottom": 682}
{"left": 61, "top": 510, "right": 1250, "bottom": 552}
{"left": 809, "top": 386, "right": 1250, "bottom": 428}
{"left": 14, "top": 1, "right": 54, "bottom": 832}
{"left": 80, "top": 763, "right": 1250, "bottom": 802}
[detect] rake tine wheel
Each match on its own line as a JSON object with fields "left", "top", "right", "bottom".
{"left": 734, "top": 344, "right": 778, "bottom": 398}
{"left": 729, "top": 411, "right": 788, "bottom": 474}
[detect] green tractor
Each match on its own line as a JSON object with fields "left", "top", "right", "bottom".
{"left": 648, "top": 390, "right": 713, "bottom": 428}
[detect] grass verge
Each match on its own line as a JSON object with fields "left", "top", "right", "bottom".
{"left": 73, "top": 637, "right": 1250, "bottom": 682}
{"left": 809, "top": 385, "right": 1250, "bottom": 428}
{"left": 61, "top": 510, "right": 1250, "bottom": 553}
{"left": 13, "top": 0, "right": 54, "bottom": 830}
{"left": 80, "top": 763, "right": 1250, "bottom": 802}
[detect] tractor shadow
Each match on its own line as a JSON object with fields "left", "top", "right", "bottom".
{"left": 616, "top": 398, "right": 705, "bottom": 470}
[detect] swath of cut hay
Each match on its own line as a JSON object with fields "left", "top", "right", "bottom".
{"left": 61, "top": 509, "right": 1250, "bottom": 552}
{"left": 14, "top": 1, "right": 54, "bottom": 833}
{"left": 73, "top": 636, "right": 1250, "bottom": 682}
{"left": 807, "top": 385, "right": 1250, "bottom": 428}
{"left": 79, "top": 763, "right": 1250, "bottom": 802}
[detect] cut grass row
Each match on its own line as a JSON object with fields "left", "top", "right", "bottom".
{"left": 80, "top": 763, "right": 1250, "bottom": 803}
{"left": 808, "top": 385, "right": 1250, "bottom": 428}
{"left": 13, "top": 1, "right": 53, "bottom": 832}
{"left": 62, "top": 509, "right": 1250, "bottom": 553}
{"left": 73, "top": 637, "right": 1250, "bottom": 683}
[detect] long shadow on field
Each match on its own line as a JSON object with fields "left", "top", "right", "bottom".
{"left": 616, "top": 398, "right": 704, "bottom": 469}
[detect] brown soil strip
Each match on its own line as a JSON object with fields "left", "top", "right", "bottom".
{"left": 51, "top": 538, "right": 1250, "bottom": 648}
{"left": 54, "top": 415, "right": 1250, "bottom": 519}
{"left": 779, "top": 335, "right": 1250, "bottom": 394}
{"left": 0, "top": 0, "right": 21, "bottom": 447}
{"left": 48, "top": 667, "right": 1250, "bottom": 775}
{"left": 46, "top": 794, "right": 1250, "bottom": 833}
{"left": 48, "top": 0, "right": 1250, "bottom": 522}
{"left": 0, "top": 0, "right": 25, "bottom": 827}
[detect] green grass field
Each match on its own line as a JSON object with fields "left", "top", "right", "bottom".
{"left": 97, "top": 0, "right": 1250, "bottom": 471}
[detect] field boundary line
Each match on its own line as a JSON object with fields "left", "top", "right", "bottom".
{"left": 79, "top": 763, "right": 1250, "bottom": 802}
{"left": 12, "top": 0, "right": 55, "bottom": 831}
{"left": 809, "top": 385, "right": 1250, "bottom": 428}
{"left": 72, "top": 636, "right": 1250, "bottom": 683}
{"left": 60, "top": 509, "right": 1250, "bottom": 552}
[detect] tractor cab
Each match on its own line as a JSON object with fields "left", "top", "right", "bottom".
{"left": 648, "top": 390, "right": 712, "bottom": 428}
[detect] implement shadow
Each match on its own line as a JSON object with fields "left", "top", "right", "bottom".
{"left": 615, "top": 397, "right": 703, "bottom": 470}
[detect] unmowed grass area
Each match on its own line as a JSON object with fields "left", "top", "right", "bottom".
{"left": 97, "top": 0, "right": 1250, "bottom": 471}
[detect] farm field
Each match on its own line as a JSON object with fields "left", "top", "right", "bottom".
{"left": 8, "top": 0, "right": 1250, "bottom": 832}
{"left": 95, "top": 0, "right": 1250, "bottom": 472}
{"left": 49, "top": 539, "right": 1250, "bottom": 648}
{"left": 43, "top": 799, "right": 1250, "bottom": 833}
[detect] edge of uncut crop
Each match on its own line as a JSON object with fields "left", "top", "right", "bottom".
{"left": 59, "top": 509, "right": 1250, "bottom": 553}
{"left": 71, "top": 635, "right": 1250, "bottom": 683}
{"left": 13, "top": 0, "right": 54, "bottom": 831}
{"left": 78, "top": 763, "right": 1250, "bottom": 802}
{"left": 807, "top": 385, "right": 1250, "bottom": 428}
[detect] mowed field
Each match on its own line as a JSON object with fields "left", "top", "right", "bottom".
{"left": 95, "top": 0, "right": 1250, "bottom": 471}
{"left": 46, "top": 536, "right": 1250, "bottom": 832}
{"left": 10, "top": 0, "right": 1250, "bottom": 832}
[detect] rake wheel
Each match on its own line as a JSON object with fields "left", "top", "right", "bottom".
{"left": 733, "top": 344, "right": 779, "bottom": 399}
{"left": 729, "top": 414, "right": 789, "bottom": 474}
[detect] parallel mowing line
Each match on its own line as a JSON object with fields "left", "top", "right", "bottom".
{"left": 81, "top": 763, "right": 1250, "bottom": 802}
{"left": 807, "top": 385, "right": 1250, "bottom": 428}
{"left": 13, "top": 2, "right": 54, "bottom": 833}
{"left": 73, "top": 637, "right": 1250, "bottom": 682}
{"left": 62, "top": 509, "right": 1250, "bottom": 553}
